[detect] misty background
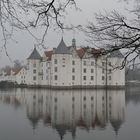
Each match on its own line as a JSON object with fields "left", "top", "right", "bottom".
{"left": 0, "top": 0, "right": 130, "bottom": 67}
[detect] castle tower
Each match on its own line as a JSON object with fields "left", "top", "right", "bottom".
{"left": 26, "top": 47, "right": 42, "bottom": 86}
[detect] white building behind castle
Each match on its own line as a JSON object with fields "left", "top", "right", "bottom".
{"left": 0, "top": 38, "right": 125, "bottom": 88}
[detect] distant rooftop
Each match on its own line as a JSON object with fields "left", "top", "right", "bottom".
{"left": 27, "top": 48, "right": 42, "bottom": 60}
{"left": 109, "top": 50, "right": 124, "bottom": 58}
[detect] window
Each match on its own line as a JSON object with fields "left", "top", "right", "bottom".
{"left": 54, "top": 67, "right": 57, "bottom": 72}
{"left": 109, "top": 62, "right": 111, "bottom": 66}
{"left": 109, "top": 76, "right": 111, "bottom": 80}
{"left": 54, "top": 59, "right": 57, "bottom": 64}
{"left": 72, "top": 75, "right": 75, "bottom": 80}
{"left": 72, "top": 97, "right": 75, "bottom": 101}
{"left": 33, "top": 76, "right": 36, "bottom": 81}
{"left": 91, "top": 76, "right": 94, "bottom": 80}
{"left": 54, "top": 75, "right": 57, "bottom": 80}
{"left": 72, "top": 60, "right": 75, "bottom": 65}
{"left": 109, "top": 103, "right": 111, "bottom": 108}
{"left": 72, "top": 68, "right": 75, "bottom": 73}
{"left": 91, "top": 69, "right": 94, "bottom": 73}
{"left": 102, "top": 69, "right": 105, "bottom": 74}
{"left": 33, "top": 69, "right": 36, "bottom": 74}
{"left": 54, "top": 98, "right": 57, "bottom": 102}
{"left": 91, "top": 61, "right": 94, "bottom": 66}
{"left": 33, "top": 63, "right": 36, "bottom": 68}
{"left": 83, "top": 96, "right": 86, "bottom": 101}
{"left": 83, "top": 76, "right": 86, "bottom": 80}
{"left": 102, "top": 76, "right": 104, "bottom": 80}
{"left": 102, "top": 62, "right": 105, "bottom": 66}
{"left": 63, "top": 58, "right": 65, "bottom": 63}
{"left": 83, "top": 61, "right": 86, "bottom": 66}
{"left": 109, "top": 69, "right": 112, "bottom": 74}
{"left": 83, "top": 68, "right": 86, "bottom": 73}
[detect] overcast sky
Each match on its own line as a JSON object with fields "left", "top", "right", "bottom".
{"left": 0, "top": 0, "right": 132, "bottom": 67}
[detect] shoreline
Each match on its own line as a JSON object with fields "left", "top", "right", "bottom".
{"left": 0, "top": 81, "right": 125, "bottom": 90}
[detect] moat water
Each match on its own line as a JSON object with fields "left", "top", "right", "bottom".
{"left": 0, "top": 87, "right": 139, "bottom": 140}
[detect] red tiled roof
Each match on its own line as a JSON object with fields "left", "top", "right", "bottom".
{"left": 44, "top": 47, "right": 103, "bottom": 59}
{"left": 44, "top": 50, "right": 53, "bottom": 61}
{"left": 14, "top": 68, "right": 22, "bottom": 75}
{"left": 91, "top": 48, "right": 103, "bottom": 58}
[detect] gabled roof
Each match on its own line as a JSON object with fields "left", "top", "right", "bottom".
{"left": 55, "top": 38, "right": 70, "bottom": 54}
{"left": 109, "top": 50, "right": 124, "bottom": 58}
{"left": 27, "top": 48, "right": 42, "bottom": 60}
{"left": 13, "top": 68, "right": 22, "bottom": 75}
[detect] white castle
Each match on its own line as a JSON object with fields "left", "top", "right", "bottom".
{"left": 0, "top": 38, "right": 125, "bottom": 88}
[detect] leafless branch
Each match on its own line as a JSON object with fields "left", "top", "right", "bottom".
{"left": 0, "top": 0, "right": 77, "bottom": 60}
{"left": 83, "top": 10, "right": 140, "bottom": 69}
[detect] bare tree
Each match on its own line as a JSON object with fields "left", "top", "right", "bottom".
{"left": 83, "top": 2, "right": 140, "bottom": 68}
{"left": 13, "top": 59, "right": 22, "bottom": 70}
{"left": 0, "top": 0, "right": 77, "bottom": 52}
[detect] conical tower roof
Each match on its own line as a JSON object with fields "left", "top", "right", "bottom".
{"left": 110, "top": 119, "right": 123, "bottom": 135}
{"left": 27, "top": 47, "right": 42, "bottom": 60}
{"left": 55, "top": 38, "right": 70, "bottom": 54}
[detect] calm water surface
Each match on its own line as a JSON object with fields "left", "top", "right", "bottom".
{"left": 0, "top": 87, "right": 139, "bottom": 140}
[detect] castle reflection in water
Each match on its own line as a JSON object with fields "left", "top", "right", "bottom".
{"left": 0, "top": 89, "right": 125, "bottom": 140}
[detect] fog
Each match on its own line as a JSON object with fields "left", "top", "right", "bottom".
{"left": 0, "top": 0, "right": 130, "bottom": 67}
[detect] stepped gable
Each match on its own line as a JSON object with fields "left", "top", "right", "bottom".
{"left": 76, "top": 48, "right": 86, "bottom": 58}
{"left": 44, "top": 50, "right": 53, "bottom": 61}
{"left": 55, "top": 38, "right": 70, "bottom": 54}
{"left": 27, "top": 47, "right": 42, "bottom": 60}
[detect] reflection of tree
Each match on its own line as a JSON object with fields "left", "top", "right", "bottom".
{"left": 126, "top": 86, "right": 140, "bottom": 105}
{"left": 0, "top": 0, "right": 77, "bottom": 55}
